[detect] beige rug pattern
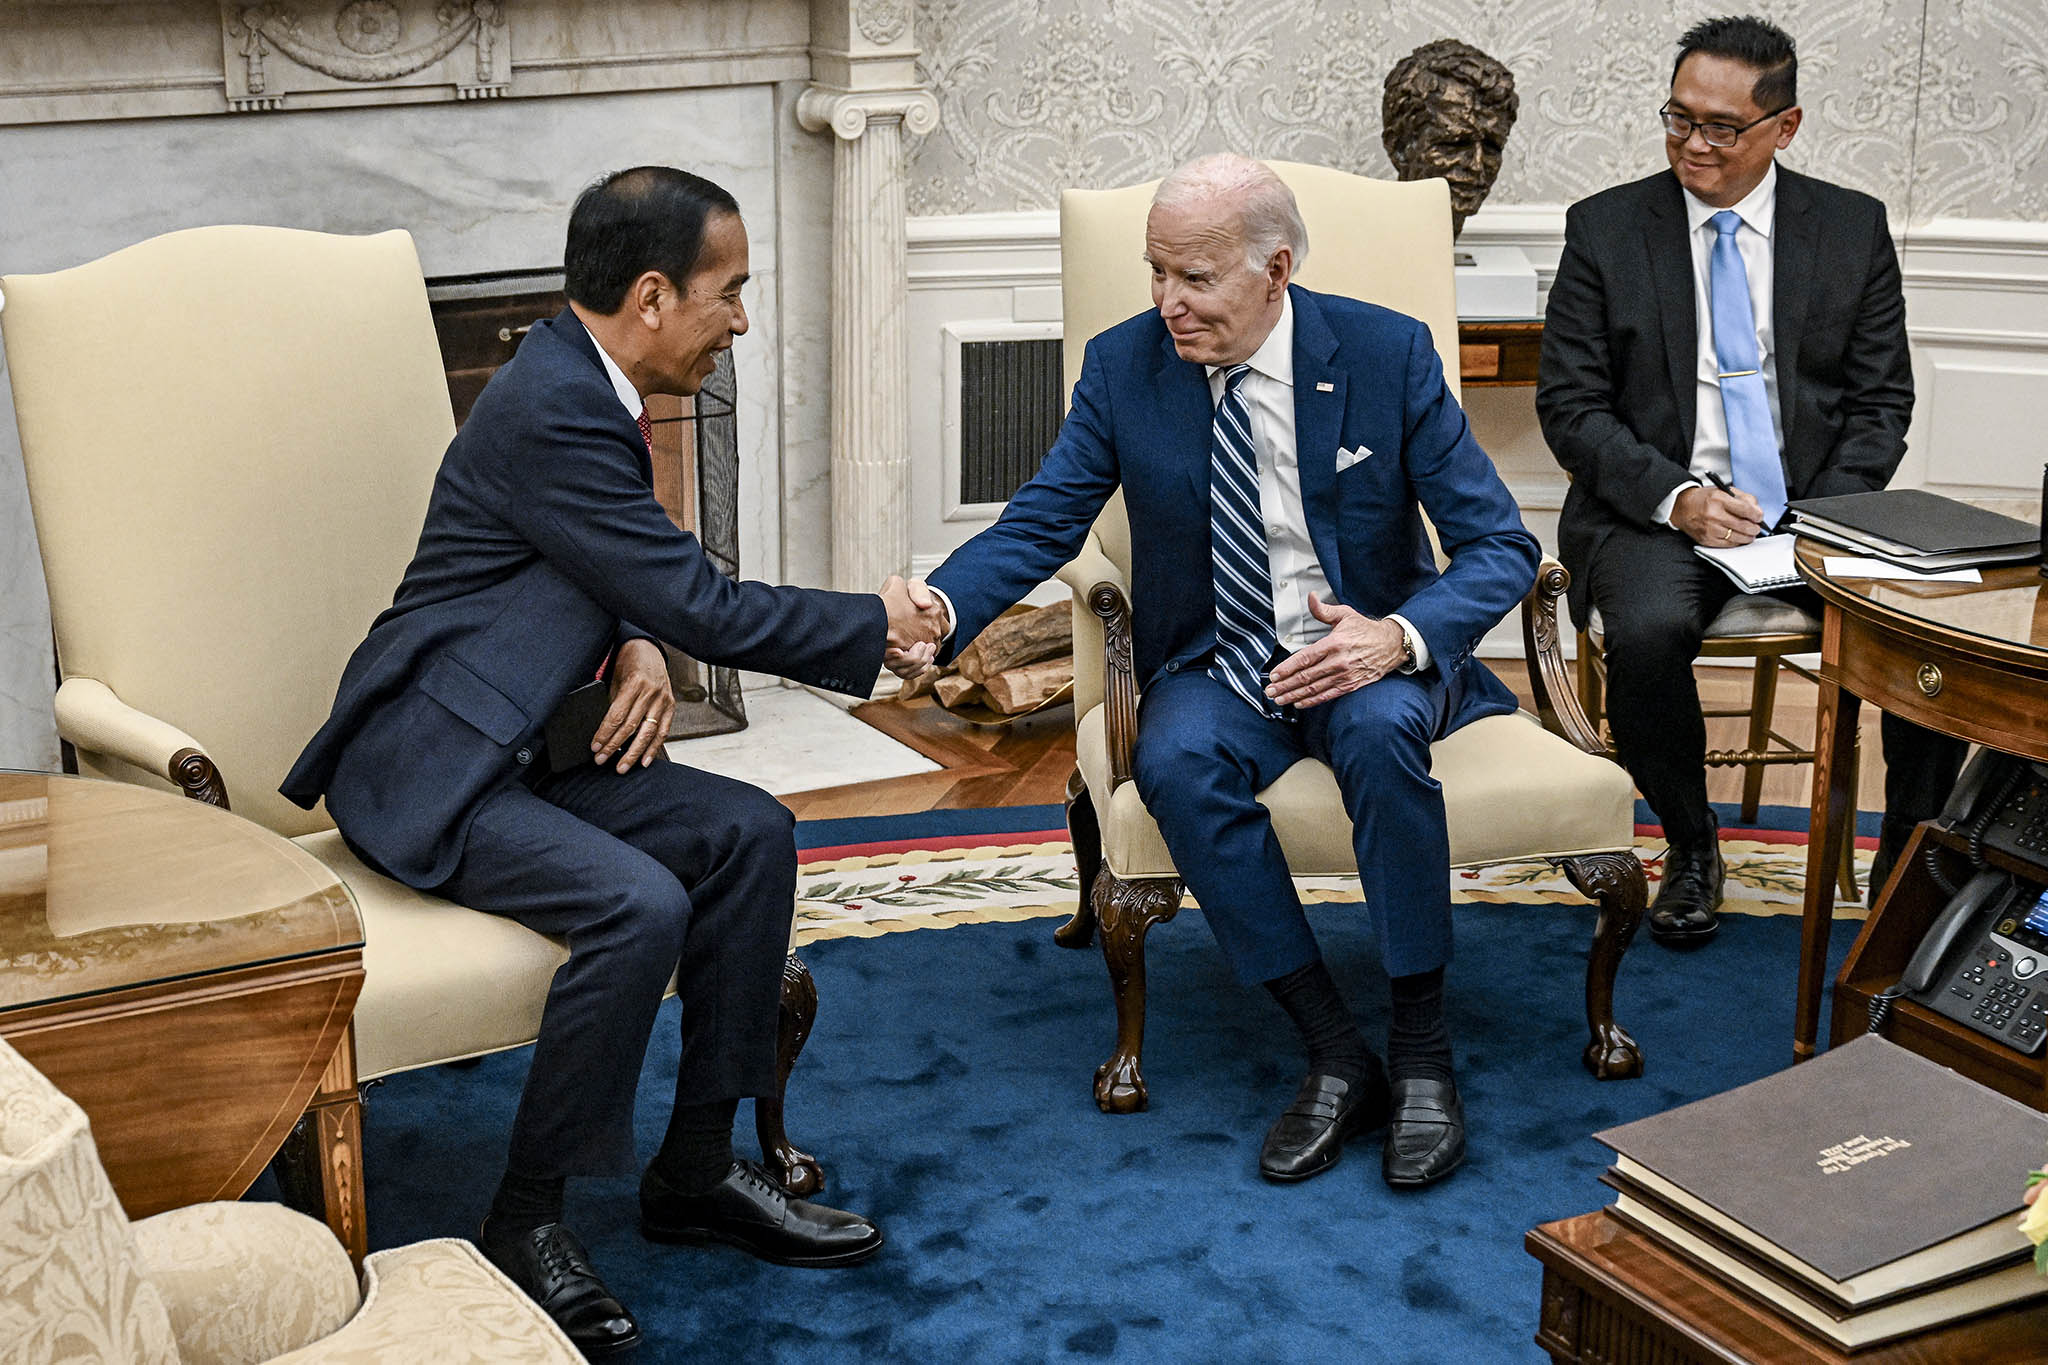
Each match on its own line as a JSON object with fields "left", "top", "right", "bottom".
{"left": 792, "top": 832, "right": 1873, "bottom": 946}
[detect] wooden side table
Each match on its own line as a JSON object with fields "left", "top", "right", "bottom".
{"left": 1793, "top": 540, "right": 2048, "bottom": 1063}
{"left": 1530, "top": 1210, "right": 2048, "bottom": 1363}
{"left": 0, "top": 771, "right": 364, "bottom": 1254}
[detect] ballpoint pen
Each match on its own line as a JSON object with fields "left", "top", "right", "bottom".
{"left": 1702, "top": 470, "right": 1769, "bottom": 535}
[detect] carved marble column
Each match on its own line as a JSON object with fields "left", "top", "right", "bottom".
{"left": 797, "top": 84, "right": 937, "bottom": 593}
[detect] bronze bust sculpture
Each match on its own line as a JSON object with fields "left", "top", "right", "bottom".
{"left": 1382, "top": 39, "right": 1519, "bottom": 239}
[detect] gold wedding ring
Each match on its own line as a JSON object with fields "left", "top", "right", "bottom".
{"left": 1721, "top": 527, "right": 1732, "bottom": 542}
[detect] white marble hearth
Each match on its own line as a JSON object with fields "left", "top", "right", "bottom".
{"left": 664, "top": 685, "right": 938, "bottom": 798}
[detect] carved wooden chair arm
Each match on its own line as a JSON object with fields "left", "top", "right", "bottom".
{"left": 53, "top": 676, "right": 231, "bottom": 807}
{"left": 1520, "top": 559, "right": 1610, "bottom": 758}
{"left": 1088, "top": 579, "right": 1139, "bottom": 791}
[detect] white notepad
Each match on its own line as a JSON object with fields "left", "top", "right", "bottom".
{"left": 1693, "top": 534, "right": 1798, "bottom": 592}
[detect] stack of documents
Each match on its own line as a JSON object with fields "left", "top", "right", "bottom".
{"left": 1595, "top": 1036, "right": 2048, "bottom": 1350}
{"left": 1789, "top": 489, "right": 2039, "bottom": 572}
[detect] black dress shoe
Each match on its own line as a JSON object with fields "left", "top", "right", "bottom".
{"left": 478, "top": 1218, "right": 640, "bottom": 1359}
{"left": 1649, "top": 840, "right": 1725, "bottom": 946}
{"left": 641, "top": 1159, "right": 883, "bottom": 1267}
{"left": 1258, "top": 1062, "right": 1391, "bottom": 1183}
{"left": 1382, "top": 1077, "right": 1466, "bottom": 1189}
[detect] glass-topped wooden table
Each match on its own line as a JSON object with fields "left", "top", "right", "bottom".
{"left": 0, "top": 771, "right": 363, "bottom": 1241}
{"left": 1793, "top": 538, "right": 2048, "bottom": 1064}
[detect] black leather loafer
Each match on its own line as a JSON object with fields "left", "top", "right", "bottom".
{"left": 641, "top": 1159, "right": 883, "bottom": 1267}
{"left": 478, "top": 1218, "right": 640, "bottom": 1358}
{"left": 1381, "top": 1078, "right": 1466, "bottom": 1189}
{"left": 1649, "top": 841, "right": 1725, "bottom": 946}
{"left": 1258, "top": 1063, "right": 1391, "bottom": 1183}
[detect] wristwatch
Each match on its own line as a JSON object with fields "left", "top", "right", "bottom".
{"left": 1396, "top": 620, "right": 1418, "bottom": 672}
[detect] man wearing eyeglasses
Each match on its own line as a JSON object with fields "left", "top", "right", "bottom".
{"left": 1538, "top": 15, "right": 1966, "bottom": 945}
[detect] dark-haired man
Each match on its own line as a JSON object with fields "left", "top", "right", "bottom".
{"left": 1539, "top": 17, "right": 1966, "bottom": 945}
{"left": 285, "top": 167, "right": 934, "bottom": 1354}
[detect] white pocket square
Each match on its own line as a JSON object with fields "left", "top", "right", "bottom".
{"left": 1335, "top": 445, "right": 1373, "bottom": 473}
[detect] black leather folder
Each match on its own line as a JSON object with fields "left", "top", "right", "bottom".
{"left": 1790, "top": 489, "right": 2038, "bottom": 569}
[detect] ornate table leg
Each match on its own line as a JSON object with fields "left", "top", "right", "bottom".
{"left": 273, "top": 1027, "right": 368, "bottom": 1266}
{"left": 1797, "top": 675, "right": 1861, "bottom": 1062}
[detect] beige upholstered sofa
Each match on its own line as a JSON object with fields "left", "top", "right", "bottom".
{"left": 1048, "top": 164, "right": 1649, "bottom": 1112}
{"left": 0, "top": 1036, "right": 579, "bottom": 1364}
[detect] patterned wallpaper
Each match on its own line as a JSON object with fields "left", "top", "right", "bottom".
{"left": 906, "top": 0, "right": 2048, "bottom": 224}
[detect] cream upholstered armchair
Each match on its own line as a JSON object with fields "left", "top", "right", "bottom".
{"left": 0, "top": 1035, "right": 580, "bottom": 1364}
{"left": 1049, "top": 163, "right": 1649, "bottom": 1112}
{"left": 0, "top": 226, "right": 826, "bottom": 1260}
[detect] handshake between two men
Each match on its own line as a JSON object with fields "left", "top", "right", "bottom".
{"left": 875, "top": 572, "right": 1416, "bottom": 710}
{"left": 876, "top": 574, "right": 949, "bottom": 683}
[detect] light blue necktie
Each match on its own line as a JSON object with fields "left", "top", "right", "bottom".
{"left": 1709, "top": 209, "right": 1788, "bottom": 528}
{"left": 1208, "top": 364, "right": 1285, "bottom": 719}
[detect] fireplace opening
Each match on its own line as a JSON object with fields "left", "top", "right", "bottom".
{"left": 426, "top": 270, "right": 747, "bottom": 741}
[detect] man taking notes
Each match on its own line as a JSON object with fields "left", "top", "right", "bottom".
{"left": 284, "top": 167, "right": 940, "bottom": 1355}
{"left": 1539, "top": 17, "right": 1966, "bottom": 945}
{"left": 900, "top": 154, "right": 1539, "bottom": 1191}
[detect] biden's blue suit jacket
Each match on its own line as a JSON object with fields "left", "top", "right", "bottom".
{"left": 283, "top": 310, "right": 883, "bottom": 889}
{"left": 929, "top": 285, "right": 1537, "bottom": 721}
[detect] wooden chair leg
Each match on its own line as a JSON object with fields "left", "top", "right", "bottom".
{"left": 754, "top": 952, "right": 825, "bottom": 1196}
{"left": 1091, "top": 870, "right": 1183, "bottom": 1114}
{"left": 1741, "top": 656, "right": 1779, "bottom": 824}
{"left": 1557, "top": 852, "right": 1647, "bottom": 1081}
{"left": 1056, "top": 767, "right": 1101, "bottom": 950}
{"left": 271, "top": 1028, "right": 369, "bottom": 1267}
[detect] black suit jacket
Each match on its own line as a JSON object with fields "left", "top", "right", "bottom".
{"left": 1536, "top": 167, "right": 1913, "bottom": 624}
{"left": 282, "top": 310, "right": 883, "bottom": 888}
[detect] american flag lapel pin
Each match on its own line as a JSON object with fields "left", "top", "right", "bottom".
{"left": 1315, "top": 381, "right": 1334, "bottom": 392}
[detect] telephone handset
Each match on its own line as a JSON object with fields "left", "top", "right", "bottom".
{"left": 1938, "top": 750, "right": 2048, "bottom": 869}
{"left": 1900, "top": 870, "right": 2007, "bottom": 994}
{"left": 1876, "top": 868, "right": 2048, "bottom": 1053}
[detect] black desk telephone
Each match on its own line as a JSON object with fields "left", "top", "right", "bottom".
{"left": 1874, "top": 751, "right": 2048, "bottom": 1052}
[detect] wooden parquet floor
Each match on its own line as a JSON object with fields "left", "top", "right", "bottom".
{"left": 781, "top": 658, "right": 1893, "bottom": 822}
{"left": 779, "top": 696, "right": 1081, "bottom": 821}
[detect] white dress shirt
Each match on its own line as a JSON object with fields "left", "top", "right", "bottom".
{"left": 1206, "top": 295, "right": 1429, "bottom": 670}
{"left": 589, "top": 327, "right": 645, "bottom": 423}
{"left": 1652, "top": 162, "right": 1787, "bottom": 526}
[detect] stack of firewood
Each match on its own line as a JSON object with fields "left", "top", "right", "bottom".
{"left": 901, "top": 601, "right": 1074, "bottom": 716}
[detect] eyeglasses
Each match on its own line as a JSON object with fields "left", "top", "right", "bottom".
{"left": 1658, "top": 101, "right": 1789, "bottom": 148}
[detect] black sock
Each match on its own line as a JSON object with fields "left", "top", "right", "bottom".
{"left": 1387, "top": 967, "right": 1454, "bottom": 1084}
{"left": 648, "top": 1098, "right": 739, "bottom": 1195}
{"left": 488, "top": 1168, "right": 564, "bottom": 1234}
{"left": 1263, "top": 958, "right": 1374, "bottom": 1089}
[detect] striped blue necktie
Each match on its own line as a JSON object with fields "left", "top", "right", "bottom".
{"left": 1709, "top": 209, "right": 1788, "bottom": 528}
{"left": 1208, "top": 364, "right": 1285, "bottom": 719}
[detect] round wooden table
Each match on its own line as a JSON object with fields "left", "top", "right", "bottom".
{"left": 1793, "top": 539, "right": 2048, "bottom": 1061}
{"left": 0, "top": 770, "right": 363, "bottom": 1232}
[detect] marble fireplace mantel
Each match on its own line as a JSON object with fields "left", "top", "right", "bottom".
{"left": 0, "top": 0, "right": 933, "bottom": 766}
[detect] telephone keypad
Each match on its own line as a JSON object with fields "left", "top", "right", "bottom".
{"left": 1986, "top": 781, "right": 2048, "bottom": 862}
{"left": 1927, "top": 933, "right": 2048, "bottom": 1055}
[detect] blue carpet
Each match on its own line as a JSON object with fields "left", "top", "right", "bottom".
{"left": 355, "top": 868, "right": 1860, "bottom": 1362}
